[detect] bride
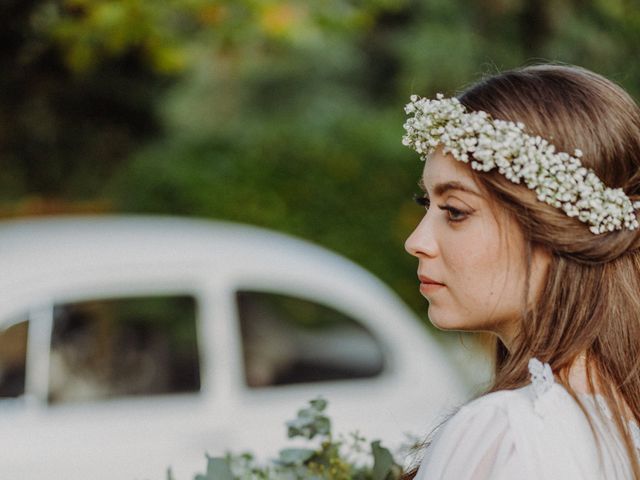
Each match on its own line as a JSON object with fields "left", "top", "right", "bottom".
{"left": 402, "top": 64, "right": 640, "bottom": 479}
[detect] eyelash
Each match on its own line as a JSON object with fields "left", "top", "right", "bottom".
{"left": 413, "top": 193, "right": 468, "bottom": 223}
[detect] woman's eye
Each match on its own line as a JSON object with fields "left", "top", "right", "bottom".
{"left": 413, "top": 193, "right": 430, "bottom": 209}
{"left": 414, "top": 194, "right": 468, "bottom": 223}
{"left": 439, "top": 205, "right": 468, "bottom": 222}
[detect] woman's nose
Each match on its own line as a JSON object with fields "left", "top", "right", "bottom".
{"left": 405, "top": 216, "right": 438, "bottom": 258}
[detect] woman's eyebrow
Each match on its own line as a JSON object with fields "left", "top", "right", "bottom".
{"left": 418, "top": 178, "right": 482, "bottom": 197}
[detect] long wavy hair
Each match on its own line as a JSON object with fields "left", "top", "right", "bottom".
{"left": 402, "top": 64, "right": 640, "bottom": 479}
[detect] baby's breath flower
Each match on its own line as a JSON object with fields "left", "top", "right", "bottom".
{"left": 402, "top": 94, "right": 640, "bottom": 235}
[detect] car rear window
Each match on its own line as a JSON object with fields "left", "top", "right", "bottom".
{"left": 48, "top": 295, "right": 200, "bottom": 404}
{"left": 236, "top": 290, "right": 384, "bottom": 387}
{"left": 0, "top": 318, "right": 28, "bottom": 398}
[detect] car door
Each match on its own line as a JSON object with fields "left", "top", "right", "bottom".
{"left": 219, "top": 277, "right": 467, "bottom": 458}
{"left": 0, "top": 269, "right": 232, "bottom": 480}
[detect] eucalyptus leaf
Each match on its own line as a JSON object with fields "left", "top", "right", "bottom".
{"left": 309, "top": 398, "right": 328, "bottom": 411}
{"left": 371, "top": 440, "right": 396, "bottom": 480}
{"left": 286, "top": 397, "right": 331, "bottom": 440}
{"left": 277, "top": 448, "right": 317, "bottom": 466}
{"left": 173, "top": 398, "right": 406, "bottom": 479}
{"left": 197, "top": 455, "right": 234, "bottom": 480}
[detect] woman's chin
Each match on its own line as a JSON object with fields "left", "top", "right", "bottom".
{"left": 428, "top": 310, "right": 468, "bottom": 331}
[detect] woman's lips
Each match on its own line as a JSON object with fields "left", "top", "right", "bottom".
{"left": 418, "top": 274, "right": 445, "bottom": 295}
{"left": 419, "top": 282, "right": 445, "bottom": 295}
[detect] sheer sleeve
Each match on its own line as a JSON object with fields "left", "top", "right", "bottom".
{"left": 414, "top": 401, "right": 522, "bottom": 480}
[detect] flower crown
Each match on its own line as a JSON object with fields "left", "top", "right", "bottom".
{"left": 402, "top": 94, "right": 640, "bottom": 235}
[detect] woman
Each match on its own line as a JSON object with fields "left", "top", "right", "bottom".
{"left": 402, "top": 64, "right": 640, "bottom": 479}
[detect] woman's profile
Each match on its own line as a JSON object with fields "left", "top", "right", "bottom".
{"left": 402, "top": 64, "right": 640, "bottom": 479}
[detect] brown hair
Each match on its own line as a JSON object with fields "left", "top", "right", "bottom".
{"left": 402, "top": 64, "right": 640, "bottom": 479}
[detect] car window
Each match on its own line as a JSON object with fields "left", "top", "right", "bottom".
{"left": 236, "top": 290, "right": 384, "bottom": 387}
{"left": 48, "top": 295, "right": 200, "bottom": 404}
{"left": 0, "top": 318, "right": 28, "bottom": 398}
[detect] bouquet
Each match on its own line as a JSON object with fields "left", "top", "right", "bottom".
{"left": 170, "top": 397, "right": 407, "bottom": 480}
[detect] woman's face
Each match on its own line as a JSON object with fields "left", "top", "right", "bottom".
{"left": 404, "top": 147, "right": 550, "bottom": 349}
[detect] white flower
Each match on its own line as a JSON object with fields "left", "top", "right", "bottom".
{"left": 402, "top": 94, "right": 640, "bottom": 235}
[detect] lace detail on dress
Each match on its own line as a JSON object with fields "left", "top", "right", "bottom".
{"left": 528, "top": 357, "right": 555, "bottom": 398}
{"left": 528, "top": 357, "right": 556, "bottom": 418}
{"left": 527, "top": 358, "right": 640, "bottom": 451}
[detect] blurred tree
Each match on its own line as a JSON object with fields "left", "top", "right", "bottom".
{"left": 107, "top": 0, "right": 640, "bottom": 313}
{"left": 3, "top": 0, "right": 640, "bottom": 315}
{"left": 0, "top": 0, "right": 171, "bottom": 205}
{"left": 0, "top": 0, "right": 405, "bottom": 202}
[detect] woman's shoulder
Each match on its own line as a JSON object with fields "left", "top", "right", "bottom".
{"left": 416, "top": 358, "right": 602, "bottom": 480}
{"left": 459, "top": 357, "right": 597, "bottom": 434}
{"left": 458, "top": 358, "right": 557, "bottom": 418}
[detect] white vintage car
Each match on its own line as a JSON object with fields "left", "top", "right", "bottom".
{"left": 0, "top": 215, "right": 469, "bottom": 480}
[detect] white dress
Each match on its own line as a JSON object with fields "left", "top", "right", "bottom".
{"left": 415, "top": 358, "right": 640, "bottom": 479}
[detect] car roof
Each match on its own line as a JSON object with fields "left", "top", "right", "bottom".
{"left": 0, "top": 215, "right": 406, "bottom": 318}
{"left": 0, "top": 214, "right": 319, "bottom": 264}
{"left": 0, "top": 214, "right": 366, "bottom": 277}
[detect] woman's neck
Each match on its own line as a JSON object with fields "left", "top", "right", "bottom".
{"left": 567, "top": 353, "right": 594, "bottom": 394}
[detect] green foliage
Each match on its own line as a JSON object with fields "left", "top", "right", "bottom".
{"left": 286, "top": 398, "right": 331, "bottom": 440}
{"left": 179, "top": 397, "right": 403, "bottom": 480}
{"left": 33, "top": 0, "right": 408, "bottom": 74}
{"left": 0, "top": 0, "right": 170, "bottom": 200}
{"left": 5, "top": 0, "right": 640, "bottom": 314}
{"left": 101, "top": 0, "right": 640, "bottom": 315}
{"left": 195, "top": 456, "right": 235, "bottom": 480}
{"left": 371, "top": 441, "right": 401, "bottom": 480}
